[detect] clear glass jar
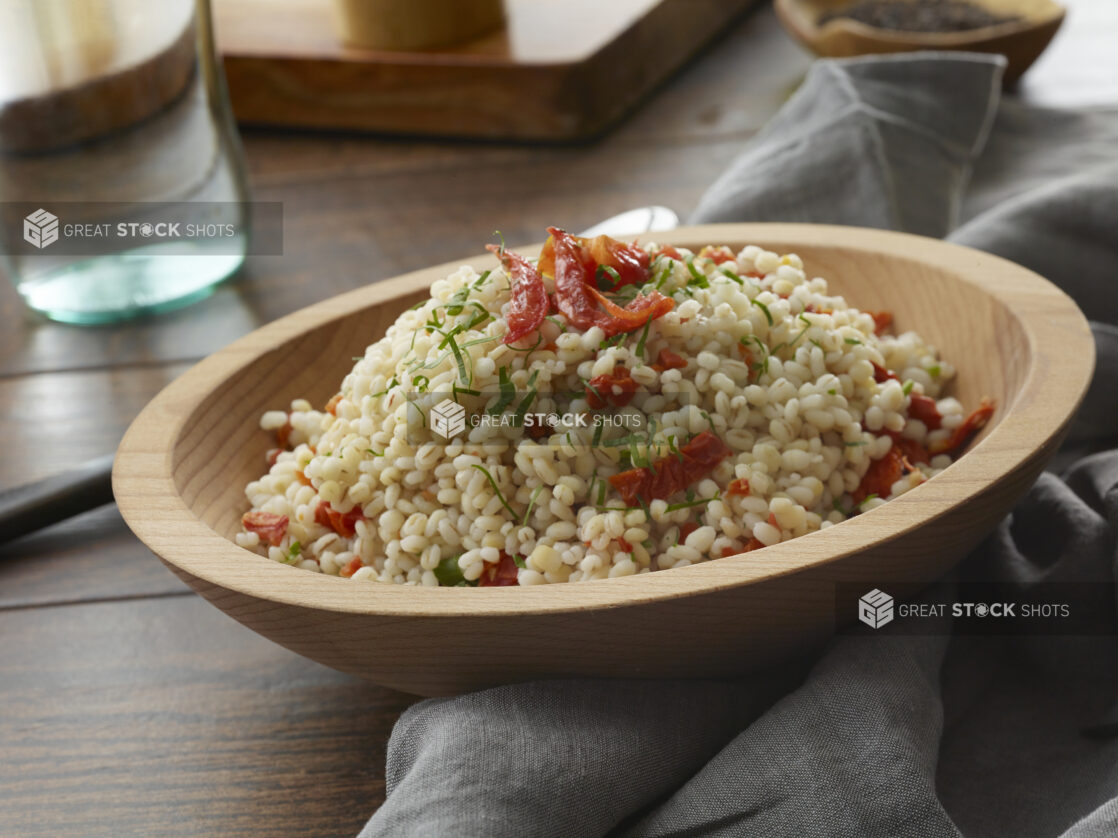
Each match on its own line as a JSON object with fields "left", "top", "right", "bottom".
{"left": 0, "top": 0, "right": 250, "bottom": 324}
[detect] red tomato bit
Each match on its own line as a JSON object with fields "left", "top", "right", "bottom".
{"left": 698, "top": 245, "right": 736, "bottom": 265}
{"left": 540, "top": 232, "right": 651, "bottom": 289}
{"left": 488, "top": 245, "right": 549, "bottom": 345}
{"left": 907, "top": 393, "right": 942, "bottom": 430}
{"left": 242, "top": 510, "right": 289, "bottom": 547}
{"left": 852, "top": 446, "right": 917, "bottom": 505}
{"left": 478, "top": 552, "right": 520, "bottom": 586}
{"left": 872, "top": 362, "right": 898, "bottom": 384}
{"left": 652, "top": 348, "right": 687, "bottom": 372}
{"left": 928, "top": 398, "right": 995, "bottom": 456}
{"left": 276, "top": 419, "right": 294, "bottom": 450}
{"left": 548, "top": 227, "right": 675, "bottom": 338}
{"left": 726, "top": 478, "right": 751, "bottom": 496}
{"left": 586, "top": 366, "right": 639, "bottom": 408}
{"left": 325, "top": 393, "right": 343, "bottom": 415}
{"left": 887, "top": 433, "right": 930, "bottom": 466}
{"left": 608, "top": 431, "right": 732, "bottom": 507}
{"left": 315, "top": 502, "right": 364, "bottom": 538}
{"left": 340, "top": 557, "right": 364, "bottom": 578}
{"left": 868, "top": 311, "right": 893, "bottom": 334}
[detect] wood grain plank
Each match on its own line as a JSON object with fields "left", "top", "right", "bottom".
{"left": 0, "top": 363, "right": 192, "bottom": 487}
{"left": 0, "top": 595, "right": 414, "bottom": 837}
{"left": 216, "top": 0, "right": 757, "bottom": 140}
{"left": 0, "top": 505, "right": 189, "bottom": 609}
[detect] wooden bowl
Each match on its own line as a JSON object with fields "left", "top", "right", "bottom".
{"left": 774, "top": 0, "right": 1066, "bottom": 84}
{"left": 114, "top": 224, "right": 1093, "bottom": 696}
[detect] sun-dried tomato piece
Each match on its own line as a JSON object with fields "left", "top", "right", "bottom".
{"left": 539, "top": 232, "right": 650, "bottom": 288}
{"left": 907, "top": 393, "right": 942, "bottom": 430}
{"left": 872, "top": 362, "right": 898, "bottom": 384}
{"left": 276, "top": 419, "right": 293, "bottom": 449}
{"left": 587, "top": 285, "right": 676, "bottom": 338}
{"left": 887, "top": 433, "right": 930, "bottom": 466}
{"left": 315, "top": 502, "right": 364, "bottom": 538}
{"left": 928, "top": 398, "right": 996, "bottom": 456}
{"left": 852, "top": 446, "right": 915, "bottom": 505}
{"left": 726, "top": 478, "right": 751, "bottom": 496}
{"left": 478, "top": 552, "right": 520, "bottom": 587}
{"left": 608, "top": 431, "right": 732, "bottom": 506}
{"left": 548, "top": 227, "right": 675, "bottom": 337}
{"left": 698, "top": 245, "right": 736, "bottom": 265}
{"left": 652, "top": 348, "right": 687, "bottom": 371}
{"left": 242, "top": 510, "right": 289, "bottom": 546}
{"left": 488, "top": 245, "right": 549, "bottom": 345}
{"left": 586, "top": 366, "right": 638, "bottom": 408}
{"left": 868, "top": 311, "right": 893, "bottom": 334}
{"left": 340, "top": 557, "right": 364, "bottom": 578}
{"left": 680, "top": 521, "right": 699, "bottom": 540}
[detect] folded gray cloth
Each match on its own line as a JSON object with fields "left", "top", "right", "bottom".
{"left": 361, "top": 53, "right": 1118, "bottom": 838}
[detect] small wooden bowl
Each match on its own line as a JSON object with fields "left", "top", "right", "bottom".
{"left": 774, "top": 0, "right": 1066, "bottom": 84}
{"left": 115, "top": 224, "right": 1093, "bottom": 696}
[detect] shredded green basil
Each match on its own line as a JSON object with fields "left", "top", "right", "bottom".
{"left": 471, "top": 464, "right": 518, "bottom": 518}
{"left": 522, "top": 485, "right": 544, "bottom": 526}
{"left": 751, "top": 298, "right": 774, "bottom": 326}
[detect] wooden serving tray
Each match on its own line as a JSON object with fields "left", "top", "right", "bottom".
{"left": 214, "top": 0, "right": 758, "bottom": 141}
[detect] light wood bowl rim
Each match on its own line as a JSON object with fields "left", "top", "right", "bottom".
{"left": 114, "top": 223, "right": 1094, "bottom": 618}
{"left": 774, "top": 0, "right": 1066, "bottom": 48}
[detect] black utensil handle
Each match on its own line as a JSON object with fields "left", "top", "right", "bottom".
{"left": 0, "top": 454, "right": 115, "bottom": 546}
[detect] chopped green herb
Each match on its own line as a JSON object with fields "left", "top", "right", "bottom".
{"left": 635, "top": 316, "right": 653, "bottom": 361}
{"left": 544, "top": 315, "right": 567, "bottom": 333}
{"left": 718, "top": 266, "right": 743, "bottom": 284}
{"left": 489, "top": 366, "right": 516, "bottom": 416}
{"left": 652, "top": 263, "right": 673, "bottom": 290}
{"left": 844, "top": 337, "right": 862, "bottom": 345}
{"left": 445, "top": 286, "right": 471, "bottom": 316}
{"left": 595, "top": 264, "right": 622, "bottom": 291}
{"left": 365, "top": 448, "right": 384, "bottom": 457}
{"left": 828, "top": 388, "right": 837, "bottom": 395}
{"left": 522, "top": 485, "right": 544, "bottom": 526}
{"left": 928, "top": 364, "right": 942, "bottom": 378}
{"left": 471, "top": 269, "right": 492, "bottom": 290}
{"left": 902, "top": 380, "right": 915, "bottom": 396}
{"left": 452, "top": 384, "right": 481, "bottom": 400}
{"left": 412, "top": 374, "right": 430, "bottom": 392}
{"left": 591, "top": 419, "right": 605, "bottom": 448}
{"left": 434, "top": 554, "right": 474, "bottom": 587}
{"left": 858, "top": 493, "right": 879, "bottom": 510}
{"left": 512, "top": 554, "right": 528, "bottom": 569}
{"left": 513, "top": 369, "right": 540, "bottom": 424}
{"left": 287, "top": 541, "right": 302, "bottom": 560}
{"left": 446, "top": 334, "right": 470, "bottom": 385}
{"left": 751, "top": 298, "right": 774, "bottom": 326}
{"left": 684, "top": 257, "right": 709, "bottom": 288}
{"left": 665, "top": 494, "right": 719, "bottom": 512}
{"left": 471, "top": 464, "right": 518, "bottom": 518}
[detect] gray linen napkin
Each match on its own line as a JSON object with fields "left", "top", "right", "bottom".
{"left": 362, "top": 54, "right": 1118, "bottom": 838}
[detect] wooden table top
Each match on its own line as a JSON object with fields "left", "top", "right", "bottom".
{"left": 1, "top": 3, "right": 1114, "bottom": 835}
